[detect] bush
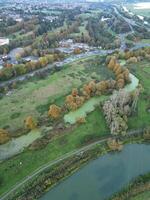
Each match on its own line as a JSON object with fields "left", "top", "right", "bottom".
{"left": 10, "top": 112, "right": 21, "bottom": 119}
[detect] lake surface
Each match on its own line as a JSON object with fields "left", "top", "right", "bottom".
{"left": 40, "top": 144, "right": 150, "bottom": 200}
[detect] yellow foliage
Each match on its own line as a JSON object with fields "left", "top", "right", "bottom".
{"left": 25, "top": 116, "right": 37, "bottom": 130}
{"left": 0, "top": 129, "right": 10, "bottom": 144}
{"left": 48, "top": 104, "right": 61, "bottom": 119}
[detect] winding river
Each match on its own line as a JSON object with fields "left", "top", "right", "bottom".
{"left": 40, "top": 144, "right": 150, "bottom": 200}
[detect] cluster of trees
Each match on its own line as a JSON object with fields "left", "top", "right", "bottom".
{"left": 65, "top": 88, "right": 85, "bottom": 111}
{"left": 118, "top": 48, "right": 150, "bottom": 63}
{"left": 0, "top": 129, "right": 10, "bottom": 144}
{"left": 65, "top": 79, "right": 117, "bottom": 111}
{"left": 0, "top": 8, "right": 81, "bottom": 55}
{"left": 0, "top": 53, "right": 64, "bottom": 81}
{"left": 32, "top": 20, "right": 81, "bottom": 50}
{"left": 111, "top": 17, "right": 131, "bottom": 34}
{"left": 86, "top": 18, "right": 120, "bottom": 49}
{"left": 107, "top": 56, "right": 130, "bottom": 89}
{"left": 107, "top": 138, "right": 123, "bottom": 151}
{"left": 0, "top": 17, "right": 39, "bottom": 37}
{"left": 103, "top": 89, "right": 140, "bottom": 136}
{"left": 48, "top": 79, "right": 117, "bottom": 120}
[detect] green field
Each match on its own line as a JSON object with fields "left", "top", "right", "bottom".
{"left": 128, "top": 60, "right": 150, "bottom": 129}
{"left": 130, "top": 191, "right": 150, "bottom": 200}
{"left": 0, "top": 55, "right": 112, "bottom": 133}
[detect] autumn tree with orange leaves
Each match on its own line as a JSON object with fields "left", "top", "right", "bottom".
{"left": 65, "top": 90, "right": 85, "bottom": 111}
{"left": 0, "top": 129, "right": 10, "bottom": 144}
{"left": 48, "top": 104, "right": 61, "bottom": 119}
{"left": 25, "top": 116, "right": 37, "bottom": 130}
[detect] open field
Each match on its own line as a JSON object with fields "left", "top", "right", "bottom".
{"left": 0, "top": 55, "right": 110, "bottom": 132}
{"left": 128, "top": 60, "right": 150, "bottom": 129}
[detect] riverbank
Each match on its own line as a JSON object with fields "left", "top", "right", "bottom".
{"left": 1, "top": 133, "right": 147, "bottom": 200}
{"left": 110, "top": 172, "right": 150, "bottom": 200}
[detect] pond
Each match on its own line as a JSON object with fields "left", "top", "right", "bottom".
{"left": 124, "top": 73, "right": 139, "bottom": 92}
{"left": 0, "top": 129, "right": 42, "bottom": 161}
{"left": 40, "top": 144, "right": 150, "bottom": 200}
{"left": 64, "top": 96, "right": 107, "bottom": 124}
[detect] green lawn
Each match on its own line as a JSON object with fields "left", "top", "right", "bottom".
{"left": 128, "top": 60, "right": 150, "bottom": 129}
{"left": 130, "top": 191, "right": 150, "bottom": 200}
{"left": 0, "top": 108, "right": 109, "bottom": 195}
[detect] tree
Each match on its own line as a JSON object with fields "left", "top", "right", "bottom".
{"left": 25, "top": 116, "right": 37, "bottom": 130}
{"left": 117, "top": 79, "right": 125, "bottom": 89}
{"left": 96, "top": 81, "right": 108, "bottom": 94}
{"left": 75, "top": 96, "right": 84, "bottom": 107}
{"left": 107, "top": 56, "right": 116, "bottom": 69}
{"left": 65, "top": 95, "right": 75, "bottom": 109}
{"left": 82, "top": 84, "right": 91, "bottom": 99}
{"left": 72, "top": 88, "right": 78, "bottom": 97}
{"left": 0, "top": 129, "right": 10, "bottom": 144}
{"left": 88, "top": 80, "right": 96, "bottom": 93}
{"left": 48, "top": 104, "right": 61, "bottom": 119}
{"left": 74, "top": 48, "right": 81, "bottom": 54}
{"left": 103, "top": 90, "right": 132, "bottom": 136}
{"left": 127, "top": 57, "right": 138, "bottom": 64}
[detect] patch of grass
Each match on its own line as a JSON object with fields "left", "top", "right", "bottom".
{"left": 130, "top": 191, "right": 150, "bottom": 200}
{"left": 128, "top": 60, "right": 150, "bottom": 129}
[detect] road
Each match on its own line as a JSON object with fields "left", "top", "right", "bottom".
{"left": 0, "top": 49, "right": 114, "bottom": 89}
